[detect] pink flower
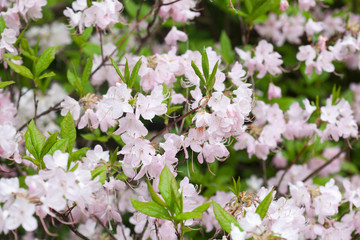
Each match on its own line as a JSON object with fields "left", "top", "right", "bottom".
{"left": 298, "top": 0, "right": 316, "bottom": 11}
{"left": 60, "top": 96, "right": 81, "bottom": 121}
{"left": 113, "top": 113, "right": 148, "bottom": 139}
{"left": 268, "top": 82, "right": 282, "bottom": 100}
{"left": 165, "top": 27, "right": 188, "bottom": 45}
{"left": 136, "top": 85, "right": 167, "bottom": 121}
{"left": 280, "top": 0, "right": 289, "bottom": 11}
{"left": 5, "top": 197, "right": 37, "bottom": 232}
{"left": 305, "top": 19, "right": 323, "bottom": 37}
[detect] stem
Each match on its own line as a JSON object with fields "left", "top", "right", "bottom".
{"left": 150, "top": 106, "right": 200, "bottom": 142}
{"left": 93, "top": 215, "right": 116, "bottom": 240}
{"left": 301, "top": 142, "right": 352, "bottom": 182}
{"left": 276, "top": 138, "right": 311, "bottom": 191}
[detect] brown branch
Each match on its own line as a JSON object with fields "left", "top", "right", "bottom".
{"left": 150, "top": 106, "right": 201, "bottom": 142}
{"left": 93, "top": 215, "right": 116, "bottom": 240}
{"left": 53, "top": 210, "right": 90, "bottom": 240}
{"left": 301, "top": 141, "right": 354, "bottom": 182}
{"left": 275, "top": 138, "right": 311, "bottom": 191}
{"left": 17, "top": 90, "right": 76, "bottom": 131}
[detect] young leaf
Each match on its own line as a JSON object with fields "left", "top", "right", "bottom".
{"left": 212, "top": 201, "right": 241, "bottom": 233}
{"left": 159, "top": 165, "right": 180, "bottom": 213}
{"left": 255, "top": 189, "right": 274, "bottom": 220}
{"left": 207, "top": 60, "right": 219, "bottom": 92}
{"left": 91, "top": 165, "right": 107, "bottom": 184}
{"left": 110, "top": 57, "right": 125, "bottom": 83}
{"left": 82, "top": 57, "right": 93, "bottom": 89}
{"left": 39, "top": 71, "right": 56, "bottom": 80}
{"left": 201, "top": 47, "right": 210, "bottom": 80}
{"left": 0, "top": 16, "right": 6, "bottom": 33}
{"left": 81, "top": 25, "right": 93, "bottom": 40}
{"left": 67, "top": 70, "right": 82, "bottom": 92}
{"left": 47, "top": 139, "right": 69, "bottom": 155}
{"left": 191, "top": 61, "right": 206, "bottom": 87}
{"left": 220, "top": 31, "right": 235, "bottom": 64}
{"left": 5, "top": 59, "right": 33, "bottom": 79}
{"left": 191, "top": 202, "right": 211, "bottom": 213}
{"left": 40, "top": 132, "right": 58, "bottom": 158}
{"left": 35, "top": 46, "right": 57, "bottom": 76}
{"left": 175, "top": 212, "right": 202, "bottom": 221}
{"left": 0, "top": 81, "right": 15, "bottom": 89}
{"left": 131, "top": 198, "right": 172, "bottom": 220}
{"left": 69, "top": 147, "right": 89, "bottom": 162}
{"left": 129, "top": 58, "right": 142, "bottom": 88}
{"left": 60, "top": 112, "right": 76, "bottom": 152}
{"left": 24, "top": 129, "right": 39, "bottom": 161}
{"left": 109, "top": 147, "right": 118, "bottom": 165}
{"left": 124, "top": 59, "right": 130, "bottom": 82}
{"left": 147, "top": 180, "right": 167, "bottom": 207}
{"left": 27, "top": 120, "right": 46, "bottom": 159}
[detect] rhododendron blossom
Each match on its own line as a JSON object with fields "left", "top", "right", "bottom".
{"left": 0, "top": 0, "right": 359, "bottom": 239}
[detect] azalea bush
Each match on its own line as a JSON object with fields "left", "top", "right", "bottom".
{"left": 0, "top": 0, "right": 360, "bottom": 239}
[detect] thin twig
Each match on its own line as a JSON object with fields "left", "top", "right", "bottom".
{"left": 276, "top": 138, "right": 311, "bottom": 190}
{"left": 17, "top": 90, "right": 76, "bottom": 131}
{"left": 301, "top": 141, "right": 354, "bottom": 182}
{"left": 150, "top": 106, "right": 200, "bottom": 142}
{"left": 93, "top": 215, "right": 116, "bottom": 240}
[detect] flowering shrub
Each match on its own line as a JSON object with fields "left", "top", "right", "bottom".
{"left": 0, "top": 0, "right": 359, "bottom": 239}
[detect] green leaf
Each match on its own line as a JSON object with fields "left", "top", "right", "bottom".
{"left": 159, "top": 165, "right": 181, "bottom": 214}
{"left": 91, "top": 165, "right": 107, "bottom": 184}
{"left": 109, "top": 147, "right": 118, "bottom": 164}
{"left": 39, "top": 71, "right": 56, "bottom": 80}
{"left": 207, "top": 60, "right": 219, "bottom": 92}
{"left": 191, "top": 202, "right": 211, "bottom": 213}
{"left": 110, "top": 57, "right": 125, "bottom": 83}
{"left": 251, "top": 0, "right": 274, "bottom": 21}
{"left": 191, "top": 61, "right": 206, "bottom": 87}
{"left": 35, "top": 46, "right": 57, "bottom": 76}
{"left": 27, "top": 120, "right": 46, "bottom": 160}
{"left": 131, "top": 198, "right": 172, "bottom": 220}
{"left": 255, "top": 189, "right": 274, "bottom": 220}
{"left": 81, "top": 133, "right": 109, "bottom": 142}
{"left": 47, "top": 139, "right": 69, "bottom": 155}
{"left": 81, "top": 25, "right": 93, "bottom": 40}
{"left": 244, "top": 0, "right": 253, "bottom": 13}
{"left": 3, "top": 53, "right": 21, "bottom": 60}
{"left": 82, "top": 57, "right": 93, "bottom": 90}
{"left": 175, "top": 211, "right": 202, "bottom": 221}
{"left": 124, "top": 59, "right": 130, "bottom": 83}
{"left": 167, "top": 106, "right": 183, "bottom": 115}
{"left": 212, "top": 201, "right": 241, "bottom": 233}
{"left": 40, "top": 132, "right": 58, "bottom": 158}
{"left": 5, "top": 59, "right": 33, "bottom": 79}
{"left": 129, "top": 58, "right": 142, "bottom": 88}
{"left": 147, "top": 180, "right": 167, "bottom": 207}
{"left": 201, "top": 47, "right": 210, "bottom": 80}
{"left": 0, "top": 81, "right": 15, "bottom": 89}
{"left": 69, "top": 147, "right": 89, "bottom": 162}
{"left": 24, "top": 130, "right": 39, "bottom": 161}
{"left": 67, "top": 69, "right": 82, "bottom": 93}
{"left": 82, "top": 42, "right": 101, "bottom": 56}
{"left": 230, "top": 177, "right": 241, "bottom": 196}
{"left": 60, "top": 112, "right": 76, "bottom": 152}
{"left": 219, "top": 31, "right": 235, "bottom": 64}
{"left": 0, "top": 16, "right": 6, "bottom": 33}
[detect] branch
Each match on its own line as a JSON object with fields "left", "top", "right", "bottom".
{"left": 275, "top": 138, "right": 311, "bottom": 191}
{"left": 150, "top": 106, "right": 201, "bottom": 142}
{"left": 301, "top": 142, "right": 352, "bottom": 182}
{"left": 93, "top": 215, "right": 116, "bottom": 240}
